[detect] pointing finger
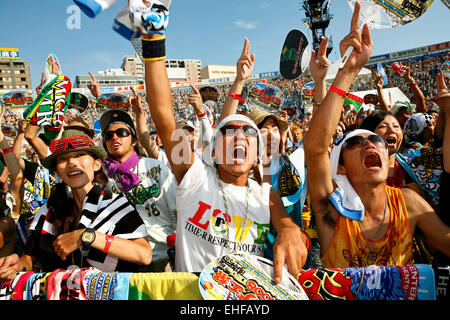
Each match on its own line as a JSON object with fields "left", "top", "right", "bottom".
{"left": 40, "top": 72, "right": 45, "bottom": 85}
{"left": 130, "top": 85, "right": 137, "bottom": 97}
{"left": 350, "top": 1, "right": 361, "bottom": 32}
{"left": 190, "top": 84, "right": 200, "bottom": 94}
{"left": 88, "top": 72, "right": 97, "bottom": 82}
{"left": 240, "top": 37, "right": 250, "bottom": 58}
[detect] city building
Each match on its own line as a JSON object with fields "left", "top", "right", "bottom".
{"left": 200, "top": 65, "right": 237, "bottom": 80}
{"left": 75, "top": 68, "right": 144, "bottom": 88}
{"left": 121, "top": 54, "right": 144, "bottom": 80}
{"left": 0, "top": 48, "right": 32, "bottom": 90}
{"left": 165, "top": 58, "right": 202, "bottom": 83}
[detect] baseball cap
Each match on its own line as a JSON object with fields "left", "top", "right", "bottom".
{"left": 99, "top": 109, "right": 136, "bottom": 136}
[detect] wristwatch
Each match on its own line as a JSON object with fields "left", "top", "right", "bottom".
{"left": 80, "top": 228, "right": 96, "bottom": 257}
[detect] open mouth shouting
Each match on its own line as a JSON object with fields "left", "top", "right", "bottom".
{"left": 363, "top": 152, "right": 382, "bottom": 170}
{"left": 385, "top": 136, "right": 397, "bottom": 151}
{"left": 232, "top": 144, "right": 247, "bottom": 164}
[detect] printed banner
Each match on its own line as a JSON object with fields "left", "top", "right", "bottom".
{"left": 199, "top": 255, "right": 308, "bottom": 300}
{"left": 246, "top": 82, "right": 285, "bottom": 113}
{"left": 23, "top": 75, "right": 72, "bottom": 139}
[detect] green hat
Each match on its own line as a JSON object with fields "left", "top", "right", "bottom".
{"left": 41, "top": 129, "right": 107, "bottom": 171}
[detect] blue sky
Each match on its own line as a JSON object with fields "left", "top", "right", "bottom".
{"left": 0, "top": 0, "right": 449, "bottom": 88}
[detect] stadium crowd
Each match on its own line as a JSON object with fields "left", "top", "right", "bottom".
{"left": 0, "top": 1, "right": 448, "bottom": 294}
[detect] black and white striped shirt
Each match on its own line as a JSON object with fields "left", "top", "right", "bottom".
{"left": 24, "top": 184, "right": 148, "bottom": 272}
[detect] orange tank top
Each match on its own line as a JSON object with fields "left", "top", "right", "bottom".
{"left": 321, "top": 186, "right": 414, "bottom": 268}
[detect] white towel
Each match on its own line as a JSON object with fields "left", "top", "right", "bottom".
{"left": 328, "top": 129, "right": 374, "bottom": 221}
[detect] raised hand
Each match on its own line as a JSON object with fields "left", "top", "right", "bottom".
{"left": 339, "top": 1, "right": 373, "bottom": 75}
{"left": 87, "top": 72, "right": 101, "bottom": 98}
{"left": 129, "top": 86, "right": 144, "bottom": 114}
{"left": 17, "top": 119, "right": 27, "bottom": 134}
{"left": 309, "top": 36, "right": 331, "bottom": 81}
{"left": 236, "top": 37, "right": 255, "bottom": 82}
{"left": 431, "top": 72, "right": 450, "bottom": 110}
{"left": 35, "top": 72, "right": 45, "bottom": 95}
{"left": 373, "top": 71, "right": 384, "bottom": 90}
{"left": 187, "top": 84, "right": 204, "bottom": 114}
{"left": 129, "top": 0, "right": 169, "bottom": 35}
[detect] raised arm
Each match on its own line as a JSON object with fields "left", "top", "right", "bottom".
{"left": 131, "top": 1, "right": 193, "bottom": 183}
{"left": 309, "top": 36, "right": 331, "bottom": 110}
{"left": 129, "top": 86, "right": 160, "bottom": 159}
{"left": 401, "top": 65, "right": 427, "bottom": 113}
{"left": 188, "top": 84, "right": 213, "bottom": 149}
{"left": 304, "top": 2, "right": 373, "bottom": 215}
{"left": 373, "top": 71, "right": 390, "bottom": 111}
{"left": 24, "top": 123, "right": 49, "bottom": 159}
{"left": 218, "top": 38, "right": 255, "bottom": 122}
{"left": 430, "top": 72, "right": 450, "bottom": 172}
{"left": 0, "top": 107, "right": 24, "bottom": 220}
{"left": 12, "top": 119, "right": 27, "bottom": 170}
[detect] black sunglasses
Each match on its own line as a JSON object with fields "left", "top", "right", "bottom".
{"left": 219, "top": 124, "right": 258, "bottom": 137}
{"left": 104, "top": 128, "right": 131, "bottom": 141}
{"left": 342, "top": 134, "right": 388, "bottom": 151}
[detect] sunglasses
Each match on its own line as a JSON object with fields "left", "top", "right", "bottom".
{"left": 342, "top": 134, "right": 388, "bottom": 151}
{"left": 104, "top": 128, "right": 131, "bottom": 141}
{"left": 219, "top": 124, "right": 258, "bottom": 137}
{"left": 49, "top": 135, "right": 92, "bottom": 153}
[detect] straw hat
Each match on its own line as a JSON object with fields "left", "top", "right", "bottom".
{"left": 247, "top": 109, "right": 289, "bottom": 136}
{"left": 41, "top": 129, "right": 107, "bottom": 171}
{"left": 64, "top": 116, "right": 96, "bottom": 138}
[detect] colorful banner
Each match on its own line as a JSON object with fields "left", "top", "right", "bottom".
{"left": 0, "top": 264, "right": 442, "bottom": 300}
{"left": 0, "top": 48, "right": 20, "bottom": 60}
{"left": 247, "top": 82, "right": 285, "bottom": 112}
{"left": 1, "top": 91, "right": 33, "bottom": 108}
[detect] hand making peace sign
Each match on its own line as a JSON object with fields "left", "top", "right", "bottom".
{"left": 339, "top": 1, "right": 373, "bottom": 75}
{"left": 87, "top": 72, "right": 101, "bottom": 98}
{"left": 309, "top": 36, "right": 331, "bottom": 82}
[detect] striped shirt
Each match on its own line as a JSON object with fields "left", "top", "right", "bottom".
{"left": 24, "top": 184, "right": 148, "bottom": 272}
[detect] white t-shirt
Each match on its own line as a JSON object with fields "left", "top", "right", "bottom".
{"left": 107, "top": 157, "right": 177, "bottom": 263}
{"left": 175, "top": 156, "right": 272, "bottom": 272}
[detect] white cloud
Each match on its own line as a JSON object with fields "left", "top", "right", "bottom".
{"left": 260, "top": 2, "right": 271, "bottom": 8}
{"left": 233, "top": 20, "right": 258, "bottom": 30}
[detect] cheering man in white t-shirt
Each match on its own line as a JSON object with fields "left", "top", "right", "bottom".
{"left": 131, "top": 1, "right": 309, "bottom": 283}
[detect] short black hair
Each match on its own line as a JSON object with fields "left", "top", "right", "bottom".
{"left": 360, "top": 110, "right": 391, "bottom": 132}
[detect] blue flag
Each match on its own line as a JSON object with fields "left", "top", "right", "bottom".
{"left": 377, "top": 62, "right": 388, "bottom": 85}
